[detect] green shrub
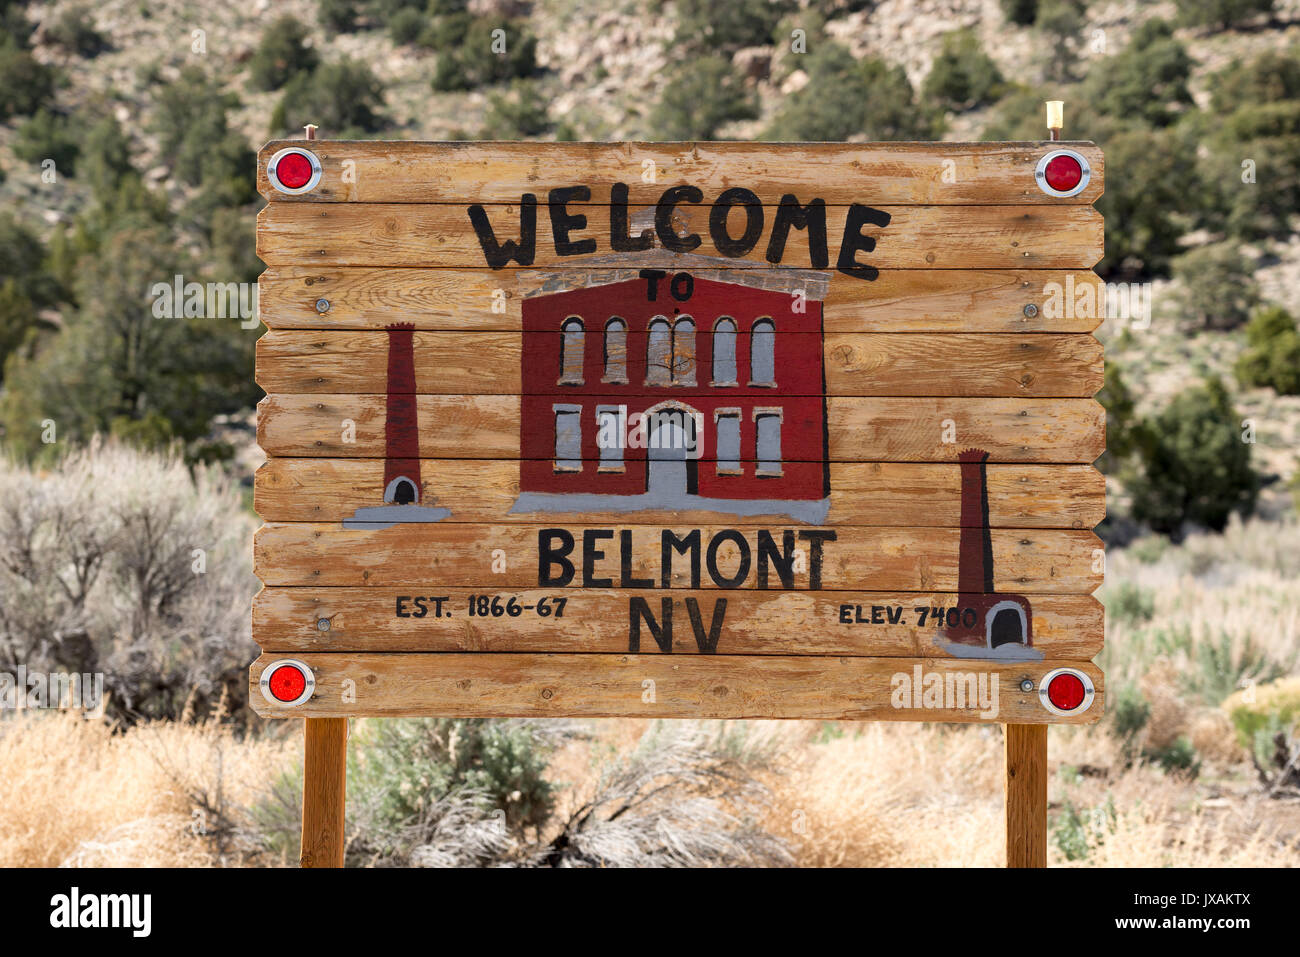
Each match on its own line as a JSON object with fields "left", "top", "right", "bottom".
{"left": 1106, "top": 582, "right": 1155, "bottom": 625}
{"left": 649, "top": 55, "right": 758, "bottom": 140}
{"left": 247, "top": 15, "right": 320, "bottom": 92}
{"left": 1222, "top": 676, "right": 1300, "bottom": 747}
{"left": 431, "top": 17, "right": 537, "bottom": 92}
{"left": 318, "top": 0, "right": 363, "bottom": 33}
{"left": 1084, "top": 19, "right": 1194, "bottom": 129}
{"left": 1096, "top": 125, "right": 1202, "bottom": 277}
{"left": 273, "top": 58, "right": 388, "bottom": 137}
{"left": 480, "top": 81, "right": 553, "bottom": 138}
{"left": 1235, "top": 306, "right": 1300, "bottom": 395}
{"left": 388, "top": 7, "right": 426, "bottom": 44}
{"left": 349, "top": 718, "right": 561, "bottom": 840}
{"left": 1176, "top": 0, "right": 1273, "bottom": 28}
{"left": 1200, "top": 52, "right": 1300, "bottom": 241}
{"left": 1110, "top": 684, "right": 1151, "bottom": 744}
{"left": 12, "top": 108, "right": 79, "bottom": 176}
{"left": 1001, "top": 0, "right": 1039, "bottom": 25}
{"left": 1036, "top": 0, "right": 1086, "bottom": 82}
{"left": 1052, "top": 796, "right": 1116, "bottom": 862}
{"left": 1147, "top": 736, "right": 1200, "bottom": 775}
{"left": 1172, "top": 242, "right": 1260, "bottom": 330}
{"left": 1097, "top": 361, "right": 1138, "bottom": 471}
{"left": 1129, "top": 377, "right": 1259, "bottom": 537}
{"left": 44, "top": 4, "right": 109, "bottom": 58}
{"left": 1151, "top": 624, "right": 1287, "bottom": 705}
{"left": 78, "top": 114, "right": 136, "bottom": 199}
{"left": 923, "top": 28, "right": 1004, "bottom": 111}
{"left": 766, "top": 43, "right": 937, "bottom": 141}
{"left": 674, "top": 0, "right": 794, "bottom": 52}
{"left": 0, "top": 279, "right": 39, "bottom": 382}
{"left": 0, "top": 39, "right": 57, "bottom": 119}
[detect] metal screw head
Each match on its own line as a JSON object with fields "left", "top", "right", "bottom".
{"left": 315, "top": 298, "right": 330, "bottom": 313}
{"left": 1022, "top": 303, "right": 1039, "bottom": 318}
{"left": 1019, "top": 678, "right": 1034, "bottom": 693}
{"left": 316, "top": 618, "right": 331, "bottom": 632}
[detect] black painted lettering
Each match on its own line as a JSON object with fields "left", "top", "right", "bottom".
{"left": 662, "top": 529, "right": 701, "bottom": 588}
{"left": 685, "top": 597, "right": 727, "bottom": 653}
{"left": 548, "top": 186, "right": 597, "bottom": 257}
{"left": 583, "top": 529, "right": 614, "bottom": 588}
{"left": 538, "top": 528, "right": 575, "bottom": 587}
{"left": 655, "top": 185, "right": 703, "bottom": 253}
{"left": 797, "top": 529, "right": 837, "bottom": 590}
{"left": 707, "top": 529, "right": 751, "bottom": 589}
{"left": 611, "top": 183, "right": 654, "bottom": 252}
{"left": 620, "top": 530, "right": 655, "bottom": 588}
{"left": 766, "top": 194, "right": 828, "bottom": 268}
{"left": 757, "top": 529, "right": 796, "bottom": 589}
{"left": 468, "top": 195, "right": 537, "bottom": 268}
{"left": 708, "top": 187, "right": 764, "bottom": 258}
{"left": 629, "top": 597, "right": 673, "bottom": 653}
{"left": 836, "top": 204, "right": 891, "bottom": 281}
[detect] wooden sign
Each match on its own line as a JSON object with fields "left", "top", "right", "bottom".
{"left": 250, "top": 141, "right": 1105, "bottom": 733}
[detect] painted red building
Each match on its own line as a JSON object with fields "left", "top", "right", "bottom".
{"left": 513, "top": 265, "right": 830, "bottom": 523}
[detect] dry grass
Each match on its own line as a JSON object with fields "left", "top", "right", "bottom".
{"left": 0, "top": 709, "right": 298, "bottom": 868}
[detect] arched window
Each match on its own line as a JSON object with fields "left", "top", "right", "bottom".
{"left": 603, "top": 318, "right": 627, "bottom": 384}
{"left": 672, "top": 318, "right": 696, "bottom": 385}
{"left": 559, "top": 317, "right": 584, "bottom": 385}
{"left": 712, "top": 318, "right": 737, "bottom": 386}
{"left": 646, "top": 318, "right": 671, "bottom": 386}
{"left": 750, "top": 318, "right": 775, "bottom": 386}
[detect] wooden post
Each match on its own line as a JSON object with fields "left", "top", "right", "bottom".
{"left": 301, "top": 717, "right": 348, "bottom": 868}
{"left": 1004, "top": 723, "right": 1047, "bottom": 868}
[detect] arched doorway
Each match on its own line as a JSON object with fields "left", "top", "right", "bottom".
{"left": 646, "top": 406, "right": 699, "bottom": 498}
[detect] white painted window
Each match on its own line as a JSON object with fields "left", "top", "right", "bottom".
{"left": 755, "top": 410, "right": 782, "bottom": 475}
{"left": 553, "top": 404, "right": 582, "bottom": 471}
{"left": 559, "top": 317, "right": 584, "bottom": 385}
{"left": 603, "top": 318, "right": 627, "bottom": 383}
{"left": 750, "top": 318, "right": 775, "bottom": 386}
{"left": 712, "top": 318, "right": 737, "bottom": 386}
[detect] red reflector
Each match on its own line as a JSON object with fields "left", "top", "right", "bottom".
{"left": 275, "top": 151, "right": 314, "bottom": 190}
{"left": 268, "top": 663, "right": 308, "bottom": 702}
{"left": 1047, "top": 672, "right": 1086, "bottom": 711}
{"left": 1044, "top": 154, "right": 1083, "bottom": 193}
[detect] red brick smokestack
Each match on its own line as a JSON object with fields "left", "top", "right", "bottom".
{"left": 383, "top": 323, "right": 421, "bottom": 502}
{"left": 957, "top": 448, "right": 993, "bottom": 593}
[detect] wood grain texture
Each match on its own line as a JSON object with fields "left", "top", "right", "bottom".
{"left": 253, "top": 522, "right": 1104, "bottom": 592}
{"left": 255, "top": 459, "right": 1105, "bottom": 528}
{"left": 256, "top": 203, "right": 1104, "bottom": 269}
{"left": 255, "top": 331, "right": 1104, "bottom": 398}
{"left": 256, "top": 394, "right": 1106, "bottom": 462}
{"left": 256, "top": 140, "right": 1104, "bottom": 206}
{"left": 254, "top": 587, "right": 1104, "bottom": 658}
{"left": 1005, "top": 723, "right": 1048, "bottom": 867}
{"left": 300, "top": 717, "right": 347, "bottom": 868}
{"left": 259, "top": 266, "right": 1105, "bottom": 333}
{"left": 249, "top": 652, "right": 1105, "bottom": 723}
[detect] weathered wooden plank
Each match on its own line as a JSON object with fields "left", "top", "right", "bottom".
{"left": 258, "top": 267, "right": 1105, "bottom": 333}
{"left": 248, "top": 652, "right": 1105, "bottom": 723}
{"left": 256, "top": 203, "right": 1104, "bottom": 269}
{"left": 256, "top": 140, "right": 1104, "bottom": 206}
{"left": 255, "top": 459, "right": 1105, "bottom": 528}
{"left": 253, "top": 523, "right": 1103, "bottom": 593}
{"left": 253, "top": 586, "right": 1104, "bottom": 658}
{"left": 255, "top": 331, "right": 1104, "bottom": 398}
{"left": 256, "top": 394, "right": 1106, "bottom": 463}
